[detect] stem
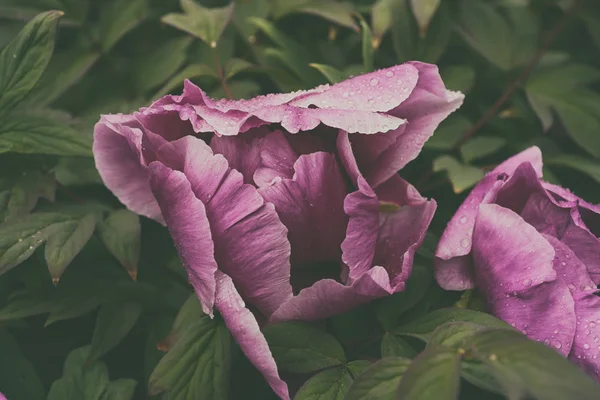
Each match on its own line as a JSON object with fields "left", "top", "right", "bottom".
{"left": 454, "top": 1, "right": 580, "bottom": 148}
{"left": 213, "top": 51, "right": 233, "bottom": 99}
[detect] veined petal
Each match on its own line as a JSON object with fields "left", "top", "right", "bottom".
{"left": 569, "top": 290, "right": 600, "bottom": 380}
{"left": 253, "top": 130, "right": 298, "bottom": 187}
{"left": 210, "top": 128, "right": 267, "bottom": 184}
{"left": 215, "top": 272, "right": 290, "bottom": 400}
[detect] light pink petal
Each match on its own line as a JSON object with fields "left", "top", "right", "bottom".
{"left": 435, "top": 147, "right": 543, "bottom": 290}
{"left": 269, "top": 267, "right": 394, "bottom": 323}
{"left": 147, "top": 163, "right": 217, "bottom": 316}
{"left": 258, "top": 152, "right": 347, "bottom": 266}
{"left": 543, "top": 235, "right": 596, "bottom": 293}
{"left": 93, "top": 115, "right": 164, "bottom": 224}
{"left": 155, "top": 136, "right": 293, "bottom": 316}
{"left": 215, "top": 271, "right": 290, "bottom": 400}
{"left": 569, "top": 290, "right": 600, "bottom": 380}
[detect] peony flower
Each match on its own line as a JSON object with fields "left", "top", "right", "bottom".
{"left": 435, "top": 146, "right": 600, "bottom": 379}
{"left": 94, "top": 62, "right": 462, "bottom": 399}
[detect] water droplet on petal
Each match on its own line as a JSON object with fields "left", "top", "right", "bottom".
{"left": 368, "top": 98, "right": 374, "bottom": 104}
{"left": 584, "top": 343, "right": 591, "bottom": 349}
{"left": 460, "top": 238, "right": 470, "bottom": 248}
{"left": 342, "top": 92, "right": 349, "bottom": 98}
{"left": 459, "top": 216, "right": 468, "bottom": 224}
{"left": 554, "top": 341, "right": 562, "bottom": 349}
{"left": 523, "top": 279, "right": 532, "bottom": 287}
{"left": 386, "top": 71, "right": 394, "bottom": 77}
{"left": 554, "top": 329, "right": 559, "bottom": 334}
{"left": 370, "top": 78, "right": 378, "bottom": 86}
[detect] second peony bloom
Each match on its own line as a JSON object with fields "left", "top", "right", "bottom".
{"left": 94, "top": 62, "right": 463, "bottom": 399}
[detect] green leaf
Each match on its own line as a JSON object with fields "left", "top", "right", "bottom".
{"left": 425, "top": 116, "right": 471, "bottom": 151}
{"left": 98, "top": 209, "right": 141, "bottom": 279}
{"left": 0, "top": 169, "right": 55, "bottom": 222}
{"left": 0, "top": 10, "right": 62, "bottom": 119}
{"left": 45, "top": 282, "right": 113, "bottom": 326}
{"left": 232, "top": 0, "right": 270, "bottom": 38}
{"left": 427, "top": 322, "right": 489, "bottom": 348}
{"left": 48, "top": 346, "right": 137, "bottom": 400}
{"left": 45, "top": 213, "right": 97, "bottom": 281}
{"left": 433, "top": 156, "right": 484, "bottom": 194}
{"left": 272, "top": 0, "right": 358, "bottom": 30}
{"left": 377, "top": 264, "right": 432, "bottom": 330}
{"left": 0, "top": 327, "right": 45, "bottom": 400}
{"left": 546, "top": 154, "right": 600, "bottom": 184}
{"left": 309, "top": 63, "right": 347, "bottom": 84}
{"left": 360, "top": 19, "right": 374, "bottom": 72}
{"left": 410, "top": 0, "right": 440, "bottom": 38}
{"left": 396, "top": 346, "right": 461, "bottom": 400}
{"left": 54, "top": 157, "right": 102, "bottom": 186}
{"left": 371, "top": 0, "right": 394, "bottom": 44}
{"left": 148, "top": 295, "right": 232, "bottom": 399}
{"left": 263, "top": 321, "right": 346, "bottom": 373}
{"left": 381, "top": 333, "right": 417, "bottom": 358}
{"left": 97, "top": 0, "right": 147, "bottom": 51}
{"left": 441, "top": 66, "right": 475, "bottom": 94}
{"left": 134, "top": 37, "right": 192, "bottom": 93}
{"left": 0, "top": 113, "right": 92, "bottom": 156}
{"left": 346, "top": 357, "right": 411, "bottom": 400}
{"left": 88, "top": 300, "right": 143, "bottom": 362}
{"left": 466, "top": 329, "right": 600, "bottom": 400}
{"left": 460, "top": 137, "right": 507, "bottom": 163}
{"left": 0, "top": 290, "right": 52, "bottom": 322}
{"left": 294, "top": 365, "right": 353, "bottom": 400}
{"left": 153, "top": 63, "right": 219, "bottom": 98}
{"left": 395, "top": 308, "right": 512, "bottom": 341}
{"left": 224, "top": 57, "right": 253, "bottom": 80}
{"left": 162, "top": 0, "right": 234, "bottom": 48}
{"left": 455, "top": 0, "right": 537, "bottom": 70}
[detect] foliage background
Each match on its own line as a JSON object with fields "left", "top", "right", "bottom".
{"left": 0, "top": 0, "right": 600, "bottom": 399}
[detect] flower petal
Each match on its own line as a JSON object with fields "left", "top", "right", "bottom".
{"left": 258, "top": 152, "right": 347, "bottom": 265}
{"left": 215, "top": 271, "right": 290, "bottom": 400}
{"left": 569, "top": 290, "right": 600, "bottom": 380}
{"left": 93, "top": 115, "right": 164, "bottom": 223}
{"left": 210, "top": 128, "right": 267, "bottom": 184}
{"left": 543, "top": 234, "right": 596, "bottom": 292}
{"left": 155, "top": 136, "right": 293, "bottom": 316}
{"left": 435, "top": 147, "right": 543, "bottom": 290}
{"left": 147, "top": 162, "right": 217, "bottom": 316}
{"left": 253, "top": 130, "right": 298, "bottom": 187}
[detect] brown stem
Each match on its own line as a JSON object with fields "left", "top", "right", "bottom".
{"left": 454, "top": 1, "right": 580, "bottom": 148}
{"left": 213, "top": 51, "right": 233, "bottom": 99}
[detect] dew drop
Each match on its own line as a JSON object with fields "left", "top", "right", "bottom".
{"left": 386, "top": 71, "right": 394, "bottom": 77}
{"left": 554, "top": 341, "right": 562, "bottom": 349}
{"left": 554, "top": 329, "right": 559, "bottom": 334}
{"left": 511, "top": 322, "right": 516, "bottom": 328}
{"left": 561, "top": 261, "right": 566, "bottom": 266}
{"left": 585, "top": 329, "right": 591, "bottom": 335}
{"left": 584, "top": 343, "right": 591, "bottom": 350}
{"left": 460, "top": 238, "right": 470, "bottom": 248}
{"left": 370, "top": 78, "right": 378, "bottom": 86}
{"left": 544, "top": 338, "right": 550, "bottom": 345}
{"left": 342, "top": 92, "right": 349, "bottom": 98}
{"left": 523, "top": 279, "right": 532, "bottom": 287}
{"left": 459, "top": 216, "right": 468, "bottom": 224}
{"left": 18, "top": 238, "right": 23, "bottom": 242}
{"left": 368, "top": 98, "right": 375, "bottom": 104}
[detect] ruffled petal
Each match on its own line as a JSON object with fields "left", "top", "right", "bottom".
{"left": 210, "top": 128, "right": 267, "bottom": 184}
{"left": 269, "top": 266, "right": 394, "bottom": 323}
{"left": 562, "top": 221, "right": 600, "bottom": 285}
{"left": 569, "top": 290, "right": 600, "bottom": 380}
{"left": 435, "top": 147, "right": 543, "bottom": 290}
{"left": 93, "top": 115, "right": 164, "bottom": 223}
{"left": 147, "top": 163, "right": 217, "bottom": 316}
{"left": 155, "top": 136, "right": 293, "bottom": 316}
{"left": 215, "top": 272, "right": 290, "bottom": 400}
{"left": 253, "top": 130, "right": 298, "bottom": 187}
{"left": 543, "top": 235, "right": 596, "bottom": 293}
{"left": 258, "top": 152, "right": 347, "bottom": 265}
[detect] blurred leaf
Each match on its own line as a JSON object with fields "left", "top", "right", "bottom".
{"left": 578, "top": 1, "right": 600, "bottom": 51}
{"left": 0, "top": 327, "right": 45, "bottom": 400}
{"left": 0, "top": 113, "right": 92, "bottom": 156}
{"left": 460, "top": 137, "right": 506, "bottom": 163}
{"left": 425, "top": 116, "right": 472, "bottom": 151}
{"left": 210, "top": 80, "right": 260, "bottom": 100}
{"left": 455, "top": 0, "right": 537, "bottom": 70}
{"left": 395, "top": 308, "right": 512, "bottom": 341}
{"left": 148, "top": 296, "right": 231, "bottom": 399}
{"left": 371, "top": 0, "right": 394, "bottom": 43}
{"left": 134, "top": 37, "right": 192, "bottom": 93}
{"left": 48, "top": 346, "right": 137, "bottom": 400}
{"left": 427, "top": 322, "right": 489, "bottom": 348}
{"left": 97, "top": 0, "right": 147, "bottom": 52}
{"left": 45, "top": 281, "right": 116, "bottom": 326}
{"left": 396, "top": 346, "right": 461, "bottom": 400}
{"left": 154, "top": 63, "right": 219, "bottom": 98}
{"left": 346, "top": 357, "right": 411, "bottom": 400}
{"left": 466, "top": 329, "right": 600, "bottom": 400}
{"left": 546, "top": 154, "right": 600, "bottom": 184}
{"left": 0, "top": 10, "right": 62, "bottom": 119}
{"left": 410, "top": 0, "right": 440, "bottom": 38}
{"left": 309, "top": 63, "right": 347, "bottom": 84}
{"left": 98, "top": 209, "right": 141, "bottom": 279}
{"left": 433, "top": 156, "right": 484, "bottom": 194}
{"left": 0, "top": 169, "right": 55, "bottom": 222}
{"left": 162, "top": 0, "right": 234, "bottom": 48}
{"left": 295, "top": 361, "right": 370, "bottom": 400}
{"left": 45, "top": 213, "right": 97, "bottom": 281}
{"left": 272, "top": 0, "right": 358, "bottom": 30}
{"left": 263, "top": 321, "right": 346, "bottom": 373}
{"left": 88, "top": 300, "right": 143, "bottom": 362}
{"left": 360, "top": 19, "right": 374, "bottom": 72}
{"left": 381, "top": 333, "right": 417, "bottom": 358}
{"left": 441, "top": 65, "right": 475, "bottom": 94}
{"left": 0, "top": 290, "right": 52, "bottom": 322}
{"left": 224, "top": 57, "right": 253, "bottom": 80}
{"left": 232, "top": 0, "right": 270, "bottom": 38}
{"left": 54, "top": 157, "right": 102, "bottom": 186}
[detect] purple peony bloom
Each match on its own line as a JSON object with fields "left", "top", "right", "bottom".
{"left": 435, "top": 147, "right": 600, "bottom": 379}
{"left": 94, "top": 62, "right": 462, "bottom": 399}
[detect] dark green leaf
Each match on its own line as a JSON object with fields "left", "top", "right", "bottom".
{"left": 47, "top": 346, "right": 137, "bottom": 400}
{"left": 409, "top": 0, "right": 440, "bottom": 38}
{"left": 224, "top": 57, "right": 253, "bottom": 80}
{"left": 381, "top": 333, "right": 417, "bottom": 358}
{"left": 154, "top": 64, "right": 219, "bottom": 98}
{"left": 0, "top": 169, "right": 55, "bottom": 221}
{"left": 460, "top": 137, "right": 507, "bottom": 163}
{"left": 272, "top": 0, "right": 358, "bottom": 30}
{"left": 432, "top": 156, "right": 484, "bottom": 194}
{"left": 162, "top": 0, "right": 234, "bottom": 48}
{"left": 427, "top": 322, "right": 489, "bottom": 348}
{"left": 263, "top": 321, "right": 346, "bottom": 373}
{"left": 371, "top": 0, "right": 394, "bottom": 44}
{"left": 97, "top": 0, "right": 147, "bottom": 51}
{"left": 360, "top": 19, "right": 374, "bottom": 72}
{"left": 0, "top": 327, "right": 45, "bottom": 400}
{"left": 134, "top": 37, "right": 192, "bottom": 93}
{"left": 441, "top": 65, "right": 475, "bottom": 94}
{"left": 294, "top": 365, "right": 354, "bottom": 400}
{"left": 546, "top": 154, "right": 600, "bottom": 184}
{"left": 396, "top": 346, "right": 461, "bottom": 400}
{"left": 232, "top": 0, "right": 270, "bottom": 38}
{"left": 309, "top": 63, "right": 347, "bottom": 84}
{"left": 425, "top": 116, "right": 471, "bottom": 151}
{"left": 346, "top": 357, "right": 411, "bottom": 400}
{"left": 88, "top": 300, "right": 143, "bottom": 362}
{"left": 148, "top": 296, "right": 232, "bottom": 399}
{"left": 98, "top": 209, "right": 141, "bottom": 279}
{"left": 395, "top": 308, "right": 512, "bottom": 341}
{"left": 0, "top": 290, "right": 52, "bottom": 322}
{"left": 0, "top": 10, "right": 62, "bottom": 118}
{"left": 54, "top": 157, "right": 102, "bottom": 186}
